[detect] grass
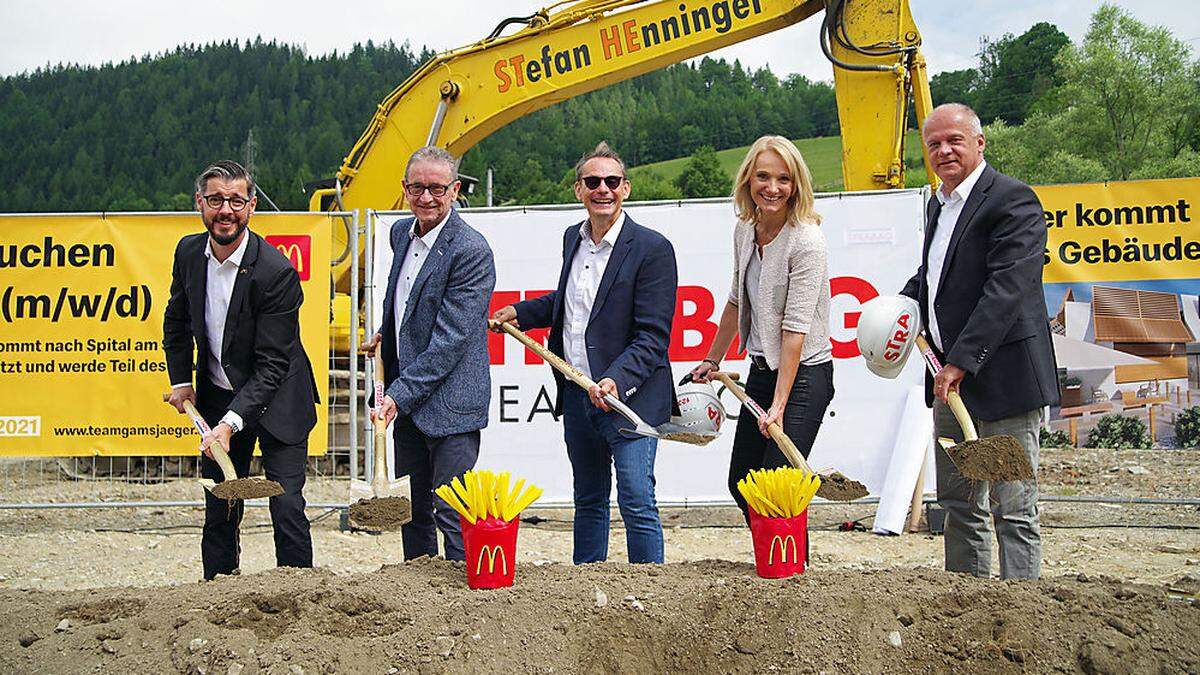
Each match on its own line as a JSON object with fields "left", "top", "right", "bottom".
{"left": 629, "top": 131, "right": 927, "bottom": 192}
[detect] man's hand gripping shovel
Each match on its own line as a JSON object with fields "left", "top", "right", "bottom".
{"left": 913, "top": 334, "right": 1035, "bottom": 482}
{"left": 347, "top": 351, "right": 413, "bottom": 530}
{"left": 167, "top": 396, "right": 283, "bottom": 500}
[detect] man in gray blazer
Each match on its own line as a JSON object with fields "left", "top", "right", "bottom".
{"left": 364, "top": 146, "right": 496, "bottom": 561}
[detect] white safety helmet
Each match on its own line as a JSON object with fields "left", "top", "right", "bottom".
{"left": 674, "top": 380, "right": 727, "bottom": 435}
{"left": 857, "top": 295, "right": 922, "bottom": 379}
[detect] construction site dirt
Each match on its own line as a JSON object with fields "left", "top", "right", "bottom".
{"left": 1, "top": 446, "right": 1197, "bottom": 672}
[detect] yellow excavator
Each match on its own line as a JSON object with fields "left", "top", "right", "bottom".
{"left": 311, "top": 0, "right": 935, "bottom": 343}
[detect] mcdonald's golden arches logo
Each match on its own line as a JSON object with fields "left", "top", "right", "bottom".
{"left": 265, "top": 235, "right": 311, "bottom": 281}
{"left": 476, "top": 544, "right": 508, "bottom": 575}
{"left": 768, "top": 534, "right": 797, "bottom": 565}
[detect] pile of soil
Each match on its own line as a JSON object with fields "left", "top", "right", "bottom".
{"left": 210, "top": 478, "right": 283, "bottom": 501}
{"left": 947, "top": 436, "right": 1035, "bottom": 482}
{"left": 347, "top": 496, "right": 412, "bottom": 531}
{"left": 2, "top": 561, "right": 1197, "bottom": 673}
{"left": 816, "top": 471, "right": 869, "bottom": 502}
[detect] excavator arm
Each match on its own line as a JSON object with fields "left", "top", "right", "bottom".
{"left": 314, "top": 0, "right": 930, "bottom": 290}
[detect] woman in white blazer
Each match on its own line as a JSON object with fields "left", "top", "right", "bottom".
{"left": 690, "top": 135, "right": 834, "bottom": 521}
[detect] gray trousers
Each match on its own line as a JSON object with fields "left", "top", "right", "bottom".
{"left": 933, "top": 401, "right": 1042, "bottom": 580}
{"left": 394, "top": 415, "right": 480, "bottom": 562}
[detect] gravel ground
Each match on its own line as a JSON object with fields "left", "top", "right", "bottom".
{"left": 1, "top": 447, "right": 1197, "bottom": 590}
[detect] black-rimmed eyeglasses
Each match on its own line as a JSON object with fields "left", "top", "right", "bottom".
{"left": 404, "top": 182, "right": 453, "bottom": 197}
{"left": 202, "top": 194, "right": 251, "bottom": 211}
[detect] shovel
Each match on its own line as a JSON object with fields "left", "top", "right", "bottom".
{"left": 175, "top": 398, "right": 283, "bottom": 500}
{"left": 710, "top": 371, "right": 869, "bottom": 502}
{"left": 348, "top": 351, "right": 413, "bottom": 530}
{"left": 490, "top": 320, "right": 719, "bottom": 446}
{"left": 913, "top": 334, "right": 1035, "bottom": 482}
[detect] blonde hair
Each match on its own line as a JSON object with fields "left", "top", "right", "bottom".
{"left": 731, "top": 135, "right": 820, "bottom": 226}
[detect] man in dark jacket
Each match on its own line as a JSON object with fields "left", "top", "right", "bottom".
{"left": 901, "top": 104, "right": 1059, "bottom": 580}
{"left": 164, "top": 160, "right": 319, "bottom": 580}
{"left": 493, "top": 142, "right": 678, "bottom": 564}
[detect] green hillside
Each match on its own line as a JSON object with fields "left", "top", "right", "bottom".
{"left": 630, "top": 131, "right": 927, "bottom": 193}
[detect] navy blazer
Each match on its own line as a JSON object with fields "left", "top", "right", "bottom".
{"left": 163, "top": 231, "right": 319, "bottom": 445}
{"left": 379, "top": 209, "right": 496, "bottom": 437}
{"left": 901, "top": 164, "right": 1059, "bottom": 420}
{"left": 513, "top": 215, "right": 678, "bottom": 426}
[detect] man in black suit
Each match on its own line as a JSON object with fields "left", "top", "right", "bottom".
{"left": 901, "top": 104, "right": 1059, "bottom": 580}
{"left": 164, "top": 160, "right": 319, "bottom": 580}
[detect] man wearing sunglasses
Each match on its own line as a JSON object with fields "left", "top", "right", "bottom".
{"left": 363, "top": 146, "right": 496, "bottom": 562}
{"left": 164, "top": 160, "right": 320, "bottom": 580}
{"left": 492, "top": 142, "right": 678, "bottom": 565}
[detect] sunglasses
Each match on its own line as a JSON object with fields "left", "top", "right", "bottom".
{"left": 580, "top": 175, "right": 625, "bottom": 190}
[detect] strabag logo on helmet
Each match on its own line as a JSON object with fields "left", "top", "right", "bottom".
{"left": 884, "top": 312, "right": 912, "bottom": 363}
{"left": 674, "top": 381, "right": 727, "bottom": 437}
{"left": 707, "top": 403, "right": 723, "bottom": 431}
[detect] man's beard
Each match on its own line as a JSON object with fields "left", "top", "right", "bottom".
{"left": 205, "top": 214, "right": 248, "bottom": 246}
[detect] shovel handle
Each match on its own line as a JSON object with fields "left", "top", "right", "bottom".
{"left": 491, "top": 319, "right": 651, "bottom": 432}
{"left": 913, "top": 335, "right": 978, "bottom": 442}
{"left": 712, "top": 372, "right": 814, "bottom": 474}
{"left": 490, "top": 319, "right": 598, "bottom": 391}
{"left": 179, "top": 399, "right": 238, "bottom": 483}
{"left": 371, "top": 351, "right": 390, "bottom": 495}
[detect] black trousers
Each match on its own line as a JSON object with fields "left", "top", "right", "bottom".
{"left": 197, "top": 380, "right": 312, "bottom": 580}
{"left": 728, "top": 360, "right": 834, "bottom": 521}
{"left": 394, "top": 415, "right": 480, "bottom": 562}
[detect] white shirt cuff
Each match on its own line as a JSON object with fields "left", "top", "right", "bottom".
{"left": 220, "top": 410, "right": 244, "bottom": 434}
{"left": 171, "top": 382, "right": 193, "bottom": 389}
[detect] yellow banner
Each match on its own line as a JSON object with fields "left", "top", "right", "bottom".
{"left": 0, "top": 213, "right": 331, "bottom": 456}
{"left": 1036, "top": 177, "right": 1200, "bottom": 283}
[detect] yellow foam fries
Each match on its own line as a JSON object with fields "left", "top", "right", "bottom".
{"left": 737, "top": 467, "right": 821, "bottom": 518}
{"left": 435, "top": 470, "right": 543, "bottom": 525}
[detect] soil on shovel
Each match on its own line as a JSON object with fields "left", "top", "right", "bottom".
{"left": 816, "top": 472, "right": 869, "bottom": 502}
{"left": 660, "top": 431, "right": 718, "bottom": 446}
{"left": 348, "top": 496, "right": 413, "bottom": 531}
{"left": 947, "top": 435, "right": 1035, "bottom": 482}
{"left": 210, "top": 478, "right": 283, "bottom": 501}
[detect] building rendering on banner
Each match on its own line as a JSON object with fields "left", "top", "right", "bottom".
{"left": 1048, "top": 285, "right": 1199, "bottom": 445}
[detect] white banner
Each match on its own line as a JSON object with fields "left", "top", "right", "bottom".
{"left": 373, "top": 191, "right": 928, "bottom": 505}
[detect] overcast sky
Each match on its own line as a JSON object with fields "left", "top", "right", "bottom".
{"left": 2, "top": 1, "right": 1196, "bottom": 81}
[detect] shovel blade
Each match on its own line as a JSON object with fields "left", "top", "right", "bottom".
{"left": 350, "top": 475, "right": 412, "bottom": 502}
{"left": 946, "top": 435, "right": 1035, "bottom": 482}
{"left": 654, "top": 422, "right": 720, "bottom": 446}
{"left": 349, "top": 478, "right": 373, "bottom": 503}
{"left": 617, "top": 423, "right": 719, "bottom": 446}
{"left": 348, "top": 475, "right": 413, "bottom": 531}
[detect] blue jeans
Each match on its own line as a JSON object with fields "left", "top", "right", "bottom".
{"left": 562, "top": 387, "right": 664, "bottom": 564}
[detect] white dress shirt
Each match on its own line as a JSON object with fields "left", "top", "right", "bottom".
{"left": 172, "top": 233, "right": 249, "bottom": 433}
{"left": 563, "top": 212, "right": 625, "bottom": 380}
{"left": 926, "top": 159, "right": 987, "bottom": 351}
{"left": 743, "top": 246, "right": 764, "bottom": 356}
{"left": 394, "top": 212, "right": 449, "bottom": 358}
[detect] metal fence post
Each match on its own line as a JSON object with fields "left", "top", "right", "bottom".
{"left": 349, "top": 209, "right": 360, "bottom": 486}
{"left": 364, "top": 210, "right": 375, "bottom": 484}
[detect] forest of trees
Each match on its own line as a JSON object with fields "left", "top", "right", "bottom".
{"left": 0, "top": 41, "right": 837, "bottom": 211}
{"left": 1, "top": 4, "right": 1196, "bottom": 212}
